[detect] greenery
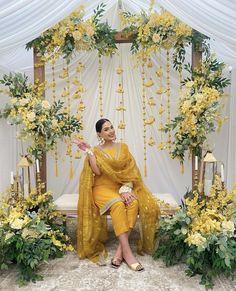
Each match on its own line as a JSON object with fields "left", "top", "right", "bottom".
{"left": 164, "top": 55, "right": 231, "bottom": 161}
{"left": 26, "top": 3, "right": 117, "bottom": 63}
{"left": 120, "top": 9, "right": 192, "bottom": 71}
{"left": 154, "top": 176, "right": 236, "bottom": 289}
{"left": 0, "top": 188, "right": 73, "bottom": 285}
{"left": 0, "top": 72, "right": 82, "bottom": 158}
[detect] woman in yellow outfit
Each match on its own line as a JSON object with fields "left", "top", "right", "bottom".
{"left": 74, "top": 119, "right": 160, "bottom": 271}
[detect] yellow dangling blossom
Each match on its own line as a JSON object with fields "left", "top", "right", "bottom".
{"left": 144, "top": 78, "right": 154, "bottom": 87}
{"left": 145, "top": 116, "right": 155, "bottom": 125}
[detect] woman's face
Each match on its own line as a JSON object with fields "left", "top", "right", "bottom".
{"left": 99, "top": 121, "right": 116, "bottom": 142}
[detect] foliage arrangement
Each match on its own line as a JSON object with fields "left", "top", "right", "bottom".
{"left": 26, "top": 3, "right": 117, "bottom": 63}
{"left": 120, "top": 8, "right": 192, "bottom": 70}
{"left": 0, "top": 73, "right": 82, "bottom": 158}
{"left": 164, "top": 56, "right": 230, "bottom": 161}
{"left": 0, "top": 188, "right": 73, "bottom": 285}
{"left": 154, "top": 176, "right": 236, "bottom": 289}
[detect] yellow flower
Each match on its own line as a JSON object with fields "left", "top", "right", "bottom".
{"left": 185, "top": 232, "right": 206, "bottom": 247}
{"left": 42, "top": 100, "right": 50, "bottom": 109}
{"left": 27, "top": 112, "right": 36, "bottom": 122}
{"left": 73, "top": 30, "right": 82, "bottom": 41}
{"left": 51, "top": 119, "right": 58, "bottom": 128}
{"left": 19, "top": 98, "right": 29, "bottom": 106}
{"left": 10, "top": 98, "right": 18, "bottom": 104}
{"left": 152, "top": 33, "right": 160, "bottom": 43}
{"left": 52, "top": 236, "right": 62, "bottom": 247}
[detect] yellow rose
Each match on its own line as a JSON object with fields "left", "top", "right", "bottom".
{"left": 42, "top": 100, "right": 50, "bottom": 109}
{"left": 51, "top": 119, "right": 58, "bottom": 128}
{"left": 73, "top": 30, "right": 82, "bottom": 41}
{"left": 152, "top": 33, "right": 160, "bottom": 43}
{"left": 27, "top": 112, "right": 36, "bottom": 122}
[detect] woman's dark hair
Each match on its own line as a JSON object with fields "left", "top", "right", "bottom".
{"left": 95, "top": 118, "right": 110, "bottom": 133}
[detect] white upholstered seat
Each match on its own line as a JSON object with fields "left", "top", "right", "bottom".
{"left": 54, "top": 193, "right": 179, "bottom": 216}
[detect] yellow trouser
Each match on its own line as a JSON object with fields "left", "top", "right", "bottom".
{"left": 109, "top": 199, "right": 139, "bottom": 236}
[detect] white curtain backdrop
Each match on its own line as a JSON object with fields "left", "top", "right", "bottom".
{"left": 0, "top": 0, "right": 235, "bottom": 203}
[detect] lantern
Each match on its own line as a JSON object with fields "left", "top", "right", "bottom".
{"left": 18, "top": 155, "right": 32, "bottom": 198}
{"left": 200, "top": 151, "right": 224, "bottom": 195}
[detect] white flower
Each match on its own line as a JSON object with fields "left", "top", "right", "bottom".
{"left": 19, "top": 98, "right": 29, "bottom": 106}
{"left": 5, "top": 232, "right": 14, "bottom": 241}
{"left": 42, "top": 100, "right": 50, "bottom": 109}
{"left": 10, "top": 98, "right": 18, "bottom": 104}
{"left": 185, "top": 81, "right": 194, "bottom": 88}
{"left": 27, "top": 112, "right": 36, "bottom": 122}
{"left": 222, "top": 220, "right": 235, "bottom": 233}
{"left": 10, "top": 218, "right": 25, "bottom": 230}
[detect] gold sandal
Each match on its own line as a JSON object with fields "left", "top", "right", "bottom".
{"left": 127, "top": 262, "right": 144, "bottom": 272}
{"left": 111, "top": 257, "right": 123, "bottom": 269}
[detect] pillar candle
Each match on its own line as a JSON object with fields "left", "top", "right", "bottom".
{"left": 36, "top": 159, "right": 40, "bottom": 173}
{"left": 221, "top": 164, "right": 224, "bottom": 182}
{"left": 195, "top": 156, "right": 198, "bottom": 171}
{"left": 10, "top": 171, "right": 14, "bottom": 185}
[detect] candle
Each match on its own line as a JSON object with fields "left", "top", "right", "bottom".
{"left": 221, "top": 164, "right": 224, "bottom": 182}
{"left": 10, "top": 171, "right": 14, "bottom": 185}
{"left": 195, "top": 156, "right": 198, "bottom": 171}
{"left": 36, "top": 159, "right": 40, "bottom": 173}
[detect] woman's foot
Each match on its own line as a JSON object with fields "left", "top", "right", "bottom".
{"left": 111, "top": 257, "right": 123, "bottom": 269}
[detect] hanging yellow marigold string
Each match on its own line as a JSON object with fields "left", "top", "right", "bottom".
{"left": 116, "top": 45, "right": 126, "bottom": 142}
{"left": 98, "top": 54, "right": 103, "bottom": 118}
{"left": 166, "top": 50, "right": 172, "bottom": 154}
{"left": 141, "top": 54, "right": 147, "bottom": 177}
{"left": 156, "top": 51, "right": 165, "bottom": 151}
{"left": 51, "top": 59, "right": 59, "bottom": 176}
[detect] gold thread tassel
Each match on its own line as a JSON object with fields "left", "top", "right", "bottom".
{"left": 55, "top": 160, "right": 59, "bottom": 177}
{"left": 181, "top": 162, "right": 184, "bottom": 174}
{"left": 69, "top": 160, "right": 73, "bottom": 179}
{"left": 144, "top": 162, "right": 147, "bottom": 177}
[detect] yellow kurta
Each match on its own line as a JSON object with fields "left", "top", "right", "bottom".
{"left": 77, "top": 142, "right": 160, "bottom": 263}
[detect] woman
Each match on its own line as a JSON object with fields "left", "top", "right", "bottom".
{"left": 74, "top": 118, "right": 160, "bottom": 271}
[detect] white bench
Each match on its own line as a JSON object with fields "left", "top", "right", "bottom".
{"left": 54, "top": 193, "right": 179, "bottom": 216}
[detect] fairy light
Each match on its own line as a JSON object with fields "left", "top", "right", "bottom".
{"left": 98, "top": 54, "right": 103, "bottom": 117}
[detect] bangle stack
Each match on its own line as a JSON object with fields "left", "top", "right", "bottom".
{"left": 85, "top": 148, "right": 94, "bottom": 156}
{"left": 119, "top": 185, "right": 132, "bottom": 194}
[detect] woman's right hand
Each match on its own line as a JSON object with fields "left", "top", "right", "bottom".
{"left": 72, "top": 139, "right": 91, "bottom": 151}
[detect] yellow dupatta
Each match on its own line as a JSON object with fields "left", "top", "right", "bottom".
{"left": 77, "top": 143, "right": 160, "bottom": 263}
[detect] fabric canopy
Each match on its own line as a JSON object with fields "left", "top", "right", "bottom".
{"left": 0, "top": 0, "right": 235, "bottom": 202}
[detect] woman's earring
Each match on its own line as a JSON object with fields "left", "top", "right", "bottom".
{"left": 97, "top": 135, "right": 104, "bottom": 145}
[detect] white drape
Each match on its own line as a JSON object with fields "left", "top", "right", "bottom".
{"left": 0, "top": 0, "right": 235, "bottom": 202}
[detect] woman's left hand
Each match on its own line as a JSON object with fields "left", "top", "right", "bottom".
{"left": 121, "top": 192, "right": 136, "bottom": 205}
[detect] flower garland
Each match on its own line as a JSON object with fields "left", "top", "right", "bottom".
{"left": 0, "top": 73, "right": 82, "bottom": 158}
{"left": 26, "top": 4, "right": 117, "bottom": 63}
{"left": 154, "top": 175, "right": 236, "bottom": 289}
{"left": 164, "top": 56, "right": 230, "bottom": 162}
{"left": 120, "top": 8, "right": 192, "bottom": 71}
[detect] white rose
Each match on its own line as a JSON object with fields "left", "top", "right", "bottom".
{"left": 19, "top": 98, "right": 29, "bottom": 106}
{"left": 222, "top": 220, "right": 235, "bottom": 233}
{"left": 10, "top": 98, "right": 18, "bottom": 104}
{"left": 51, "top": 119, "right": 58, "bottom": 128}
{"left": 10, "top": 218, "right": 25, "bottom": 230}
{"left": 152, "top": 33, "right": 160, "bottom": 43}
{"left": 27, "top": 112, "right": 36, "bottom": 122}
{"left": 42, "top": 100, "right": 50, "bottom": 109}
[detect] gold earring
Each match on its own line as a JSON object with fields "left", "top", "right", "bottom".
{"left": 97, "top": 135, "right": 104, "bottom": 145}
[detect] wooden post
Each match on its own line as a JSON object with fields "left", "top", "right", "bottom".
{"left": 33, "top": 48, "right": 47, "bottom": 190}
{"left": 191, "top": 30, "right": 202, "bottom": 190}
